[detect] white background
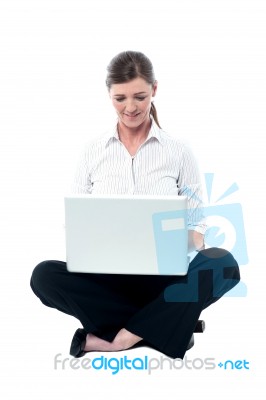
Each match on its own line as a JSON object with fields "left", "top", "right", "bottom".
{"left": 0, "top": 0, "right": 265, "bottom": 398}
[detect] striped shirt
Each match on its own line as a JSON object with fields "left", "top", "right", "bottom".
{"left": 72, "top": 118, "right": 206, "bottom": 234}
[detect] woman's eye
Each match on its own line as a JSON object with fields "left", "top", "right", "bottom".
{"left": 115, "top": 96, "right": 146, "bottom": 102}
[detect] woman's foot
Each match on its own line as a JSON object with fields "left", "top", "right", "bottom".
{"left": 84, "top": 328, "right": 143, "bottom": 352}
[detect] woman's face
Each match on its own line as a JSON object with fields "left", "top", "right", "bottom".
{"left": 109, "top": 77, "right": 157, "bottom": 130}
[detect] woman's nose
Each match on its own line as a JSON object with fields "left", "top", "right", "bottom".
{"left": 125, "top": 100, "right": 137, "bottom": 113}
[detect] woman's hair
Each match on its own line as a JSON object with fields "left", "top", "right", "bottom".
{"left": 106, "top": 51, "right": 161, "bottom": 128}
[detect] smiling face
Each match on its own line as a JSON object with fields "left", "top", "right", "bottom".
{"left": 109, "top": 77, "right": 157, "bottom": 130}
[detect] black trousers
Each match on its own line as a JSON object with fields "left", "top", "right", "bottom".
{"left": 30, "top": 247, "right": 240, "bottom": 359}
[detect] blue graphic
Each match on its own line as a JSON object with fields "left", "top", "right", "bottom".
{"left": 156, "top": 173, "right": 249, "bottom": 301}
{"left": 206, "top": 227, "right": 225, "bottom": 248}
{"left": 152, "top": 209, "right": 187, "bottom": 275}
{"left": 217, "top": 360, "right": 250, "bottom": 370}
{"left": 203, "top": 203, "right": 248, "bottom": 265}
{"left": 205, "top": 173, "right": 215, "bottom": 203}
{"left": 204, "top": 173, "right": 239, "bottom": 203}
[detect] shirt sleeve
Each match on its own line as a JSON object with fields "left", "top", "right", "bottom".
{"left": 71, "top": 145, "right": 92, "bottom": 194}
{"left": 177, "top": 144, "right": 207, "bottom": 234}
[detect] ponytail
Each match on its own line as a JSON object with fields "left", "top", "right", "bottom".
{"left": 150, "top": 102, "right": 161, "bottom": 129}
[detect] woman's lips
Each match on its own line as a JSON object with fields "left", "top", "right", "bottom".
{"left": 124, "top": 113, "right": 140, "bottom": 119}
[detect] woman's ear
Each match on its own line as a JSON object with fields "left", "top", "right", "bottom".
{"left": 152, "top": 80, "right": 158, "bottom": 97}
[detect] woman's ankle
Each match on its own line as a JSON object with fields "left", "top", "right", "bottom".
{"left": 112, "top": 328, "right": 143, "bottom": 350}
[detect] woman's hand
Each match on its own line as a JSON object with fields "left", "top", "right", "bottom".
{"left": 188, "top": 230, "right": 205, "bottom": 253}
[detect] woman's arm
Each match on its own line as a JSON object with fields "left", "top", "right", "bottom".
{"left": 71, "top": 146, "right": 92, "bottom": 194}
{"left": 176, "top": 143, "right": 207, "bottom": 252}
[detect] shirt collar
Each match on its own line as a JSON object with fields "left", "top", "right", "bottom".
{"left": 104, "top": 116, "right": 163, "bottom": 147}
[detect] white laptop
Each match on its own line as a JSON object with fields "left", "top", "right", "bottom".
{"left": 65, "top": 194, "right": 188, "bottom": 275}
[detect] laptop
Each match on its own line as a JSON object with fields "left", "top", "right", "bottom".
{"left": 64, "top": 194, "right": 188, "bottom": 275}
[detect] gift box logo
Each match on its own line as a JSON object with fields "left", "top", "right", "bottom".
{"left": 203, "top": 173, "right": 248, "bottom": 266}
{"left": 152, "top": 173, "right": 248, "bottom": 300}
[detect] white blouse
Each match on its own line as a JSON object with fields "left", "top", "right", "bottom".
{"left": 72, "top": 118, "right": 206, "bottom": 234}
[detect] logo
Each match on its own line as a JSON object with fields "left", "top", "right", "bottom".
{"left": 152, "top": 173, "right": 248, "bottom": 300}
{"left": 152, "top": 208, "right": 187, "bottom": 275}
{"left": 203, "top": 173, "right": 248, "bottom": 266}
{"left": 217, "top": 359, "right": 250, "bottom": 370}
{"left": 54, "top": 354, "right": 250, "bottom": 374}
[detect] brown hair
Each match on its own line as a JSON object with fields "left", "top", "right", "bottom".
{"left": 106, "top": 51, "right": 161, "bottom": 128}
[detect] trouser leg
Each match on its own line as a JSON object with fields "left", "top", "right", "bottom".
{"left": 30, "top": 248, "right": 240, "bottom": 358}
{"left": 30, "top": 260, "right": 173, "bottom": 341}
{"left": 125, "top": 248, "right": 240, "bottom": 359}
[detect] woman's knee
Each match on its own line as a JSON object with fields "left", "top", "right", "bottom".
{"left": 199, "top": 247, "right": 238, "bottom": 269}
{"left": 203, "top": 248, "right": 241, "bottom": 292}
{"left": 200, "top": 247, "right": 234, "bottom": 260}
{"left": 192, "top": 247, "right": 241, "bottom": 290}
{"left": 30, "top": 260, "right": 66, "bottom": 296}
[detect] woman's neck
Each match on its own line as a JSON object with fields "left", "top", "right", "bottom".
{"left": 117, "top": 117, "right": 151, "bottom": 148}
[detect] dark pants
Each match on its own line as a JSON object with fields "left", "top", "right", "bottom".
{"left": 30, "top": 247, "right": 240, "bottom": 359}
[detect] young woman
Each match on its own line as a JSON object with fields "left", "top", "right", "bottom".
{"left": 30, "top": 51, "right": 240, "bottom": 359}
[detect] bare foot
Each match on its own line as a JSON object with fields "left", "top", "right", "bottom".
{"left": 112, "top": 328, "right": 143, "bottom": 350}
{"left": 84, "top": 329, "right": 143, "bottom": 352}
{"left": 84, "top": 333, "right": 115, "bottom": 352}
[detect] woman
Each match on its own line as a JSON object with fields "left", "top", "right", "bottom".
{"left": 30, "top": 51, "right": 240, "bottom": 359}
